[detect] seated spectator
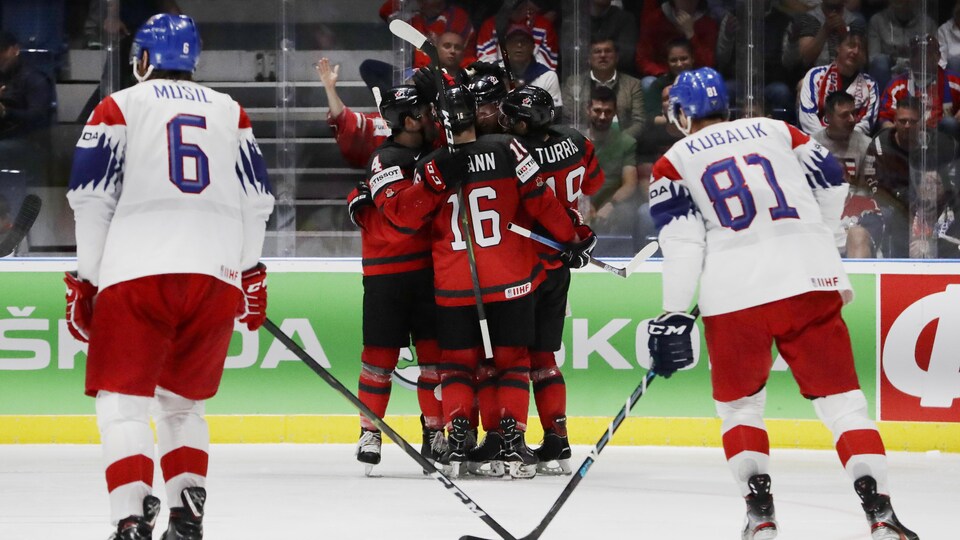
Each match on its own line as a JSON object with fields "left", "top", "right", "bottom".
{"left": 316, "top": 57, "right": 391, "bottom": 169}
{"left": 0, "top": 30, "right": 54, "bottom": 215}
{"left": 867, "top": 0, "right": 936, "bottom": 91}
{"left": 862, "top": 97, "right": 960, "bottom": 257}
{"left": 561, "top": 36, "right": 644, "bottom": 139}
{"left": 634, "top": 0, "right": 718, "bottom": 84}
{"left": 783, "top": 0, "right": 861, "bottom": 72}
{"left": 812, "top": 92, "right": 880, "bottom": 257}
{"left": 938, "top": 0, "right": 960, "bottom": 73}
{"left": 476, "top": 0, "right": 559, "bottom": 72}
{"left": 590, "top": 0, "right": 637, "bottom": 74}
{"left": 379, "top": 0, "right": 476, "bottom": 70}
{"left": 436, "top": 30, "right": 469, "bottom": 81}
{"left": 798, "top": 23, "right": 879, "bottom": 135}
{"left": 643, "top": 38, "right": 693, "bottom": 127}
{"left": 638, "top": 83, "right": 684, "bottom": 178}
{"left": 877, "top": 34, "right": 960, "bottom": 136}
{"left": 584, "top": 86, "right": 639, "bottom": 253}
{"left": 502, "top": 23, "right": 562, "bottom": 107}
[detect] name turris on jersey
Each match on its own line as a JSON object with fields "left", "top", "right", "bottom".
{"left": 152, "top": 83, "right": 213, "bottom": 103}
{"left": 684, "top": 122, "right": 768, "bottom": 154}
{"left": 533, "top": 138, "right": 579, "bottom": 164}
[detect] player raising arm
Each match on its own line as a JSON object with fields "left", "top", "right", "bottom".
{"left": 646, "top": 68, "right": 918, "bottom": 540}
{"left": 65, "top": 14, "right": 274, "bottom": 540}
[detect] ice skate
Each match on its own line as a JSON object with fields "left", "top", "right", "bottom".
{"left": 108, "top": 495, "right": 160, "bottom": 540}
{"left": 500, "top": 417, "right": 538, "bottom": 479}
{"left": 439, "top": 417, "right": 472, "bottom": 478}
{"left": 536, "top": 417, "right": 572, "bottom": 475}
{"left": 356, "top": 429, "right": 382, "bottom": 476}
{"left": 854, "top": 476, "right": 919, "bottom": 540}
{"left": 420, "top": 415, "right": 446, "bottom": 474}
{"left": 161, "top": 487, "right": 205, "bottom": 540}
{"left": 742, "top": 474, "right": 778, "bottom": 540}
{"left": 467, "top": 430, "right": 505, "bottom": 477}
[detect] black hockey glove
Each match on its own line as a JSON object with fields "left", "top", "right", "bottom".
{"left": 412, "top": 67, "right": 438, "bottom": 104}
{"left": 347, "top": 181, "right": 374, "bottom": 228}
{"left": 559, "top": 228, "right": 597, "bottom": 269}
{"left": 466, "top": 60, "right": 506, "bottom": 80}
{"left": 421, "top": 148, "right": 468, "bottom": 194}
{"left": 647, "top": 311, "right": 696, "bottom": 378}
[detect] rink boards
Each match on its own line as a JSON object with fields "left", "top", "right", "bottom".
{"left": 0, "top": 258, "right": 957, "bottom": 451}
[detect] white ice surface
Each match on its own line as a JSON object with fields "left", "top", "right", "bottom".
{"left": 0, "top": 444, "right": 954, "bottom": 539}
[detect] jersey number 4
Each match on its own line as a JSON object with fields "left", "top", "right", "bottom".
{"left": 701, "top": 154, "right": 798, "bottom": 231}
{"left": 167, "top": 114, "right": 211, "bottom": 194}
{"left": 447, "top": 188, "right": 502, "bottom": 250}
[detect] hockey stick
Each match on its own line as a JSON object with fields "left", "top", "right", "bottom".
{"left": 506, "top": 222, "right": 658, "bottom": 277}
{"left": 460, "top": 305, "right": 702, "bottom": 540}
{"left": 939, "top": 232, "right": 960, "bottom": 247}
{"left": 494, "top": 0, "right": 520, "bottom": 90}
{"left": 389, "top": 19, "right": 494, "bottom": 358}
{"left": 0, "top": 194, "right": 42, "bottom": 257}
{"left": 261, "top": 318, "right": 518, "bottom": 540}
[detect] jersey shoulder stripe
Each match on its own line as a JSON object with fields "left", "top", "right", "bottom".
{"left": 87, "top": 96, "right": 126, "bottom": 126}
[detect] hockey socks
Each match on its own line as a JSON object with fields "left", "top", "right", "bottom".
{"left": 97, "top": 391, "right": 156, "bottom": 524}
{"left": 716, "top": 389, "right": 771, "bottom": 496}
{"left": 357, "top": 346, "right": 399, "bottom": 431}
{"left": 531, "top": 350, "right": 566, "bottom": 432}
{"left": 439, "top": 348, "right": 481, "bottom": 425}
{"left": 414, "top": 339, "right": 444, "bottom": 429}
{"left": 813, "top": 390, "right": 889, "bottom": 492}
{"left": 155, "top": 388, "right": 209, "bottom": 506}
{"left": 476, "top": 359, "right": 500, "bottom": 431}
{"left": 494, "top": 346, "right": 532, "bottom": 427}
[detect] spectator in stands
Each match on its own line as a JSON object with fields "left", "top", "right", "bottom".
{"left": 867, "top": 0, "right": 937, "bottom": 92}
{"left": 862, "top": 96, "right": 960, "bottom": 257}
{"left": 316, "top": 57, "right": 391, "bottom": 170}
{"left": 0, "top": 30, "right": 54, "bottom": 218}
{"left": 502, "top": 23, "right": 561, "bottom": 107}
{"left": 476, "top": 0, "right": 559, "bottom": 73}
{"left": 590, "top": 0, "right": 637, "bottom": 74}
{"left": 560, "top": 36, "right": 643, "bottom": 139}
{"left": 379, "top": 0, "right": 476, "bottom": 70}
{"left": 638, "top": 82, "right": 684, "bottom": 179}
{"left": 798, "top": 22, "right": 879, "bottom": 135}
{"left": 0, "top": 0, "right": 65, "bottom": 79}
{"left": 634, "top": 0, "right": 718, "bottom": 85}
{"left": 643, "top": 38, "right": 693, "bottom": 127}
{"left": 437, "top": 31, "right": 468, "bottom": 80}
{"left": 783, "top": 0, "right": 861, "bottom": 72}
{"left": 938, "top": 0, "right": 960, "bottom": 73}
{"left": 877, "top": 34, "right": 960, "bottom": 137}
{"left": 813, "top": 91, "right": 880, "bottom": 257}
{"left": 585, "top": 86, "right": 639, "bottom": 252}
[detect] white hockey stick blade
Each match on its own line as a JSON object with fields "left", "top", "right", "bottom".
{"left": 371, "top": 86, "right": 382, "bottom": 109}
{"left": 939, "top": 232, "right": 960, "bottom": 246}
{"left": 388, "top": 19, "right": 428, "bottom": 50}
{"left": 624, "top": 240, "right": 659, "bottom": 276}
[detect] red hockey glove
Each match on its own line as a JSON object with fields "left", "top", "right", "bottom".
{"left": 64, "top": 271, "right": 97, "bottom": 343}
{"left": 238, "top": 262, "right": 268, "bottom": 331}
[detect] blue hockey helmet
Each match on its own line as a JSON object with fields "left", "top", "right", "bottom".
{"left": 131, "top": 14, "right": 202, "bottom": 74}
{"left": 668, "top": 67, "right": 729, "bottom": 134}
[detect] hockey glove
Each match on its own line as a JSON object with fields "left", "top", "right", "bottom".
{"left": 421, "top": 148, "right": 468, "bottom": 193}
{"left": 647, "top": 311, "right": 696, "bottom": 378}
{"left": 466, "top": 61, "right": 506, "bottom": 80}
{"left": 412, "top": 67, "right": 438, "bottom": 104}
{"left": 559, "top": 228, "right": 597, "bottom": 269}
{"left": 238, "top": 263, "right": 268, "bottom": 331}
{"left": 347, "top": 182, "right": 374, "bottom": 228}
{"left": 64, "top": 271, "right": 97, "bottom": 343}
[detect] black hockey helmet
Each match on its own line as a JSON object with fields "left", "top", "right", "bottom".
{"left": 442, "top": 84, "right": 477, "bottom": 134}
{"left": 499, "top": 85, "right": 554, "bottom": 130}
{"left": 379, "top": 85, "right": 421, "bottom": 131}
{"left": 468, "top": 74, "right": 507, "bottom": 106}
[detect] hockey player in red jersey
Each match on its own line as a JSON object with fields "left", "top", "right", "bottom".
{"left": 345, "top": 84, "right": 447, "bottom": 474}
{"left": 647, "top": 68, "right": 918, "bottom": 540}
{"left": 386, "top": 84, "right": 597, "bottom": 479}
{"left": 65, "top": 14, "right": 274, "bottom": 540}
{"left": 499, "top": 85, "right": 604, "bottom": 475}
{"left": 317, "top": 57, "right": 391, "bottom": 169}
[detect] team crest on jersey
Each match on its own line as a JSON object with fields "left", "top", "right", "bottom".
{"left": 521, "top": 97, "right": 533, "bottom": 107}
{"left": 505, "top": 282, "right": 532, "bottom": 299}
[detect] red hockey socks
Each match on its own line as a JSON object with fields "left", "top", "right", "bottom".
{"left": 358, "top": 346, "right": 400, "bottom": 431}
{"left": 440, "top": 347, "right": 481, "bottom": 426}
{"left": 494, "top": 346, "right": 531, "bottom": 428}
{"left": 476, "top": 359, "right": 500, "bottom": 431}
{"left": 530, "top": 350, "right": 566, "bottom": 432}
{"left": 414, "top": 339, "right": 444, "bottom": 430}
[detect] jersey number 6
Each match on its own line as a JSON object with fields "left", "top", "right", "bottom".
{"left": 167, "top": 114, "right": 211, "bottom": 194}
{"left": 701, "top": 154, "right": 799, "bottom": 231}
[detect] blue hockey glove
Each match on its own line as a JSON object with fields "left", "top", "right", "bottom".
{"left": 647, "top": 311, "right": 696, "bottom": 378}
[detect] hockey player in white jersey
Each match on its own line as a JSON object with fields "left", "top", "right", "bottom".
{"left": 64, "top": 14, "right": 274, "bottom": 540}
{"left": 646, "top": 68, "right": 918, "bottom": 540}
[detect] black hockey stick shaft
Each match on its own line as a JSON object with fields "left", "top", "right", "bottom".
{"left": 460, "top": 306, "right": 701, "bottom": 540}
{"left": 494, "top": 0, "right": 520, "bottom": 90}
{"left": 262, "top": 318, "right": 518, "bottom": 540}
{"left": 0, "top": 194, "right": 41, "bottom": 257}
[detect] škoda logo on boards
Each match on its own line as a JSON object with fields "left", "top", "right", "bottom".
{"left": 880, "top": 275, "right": 960, "bottom": 422}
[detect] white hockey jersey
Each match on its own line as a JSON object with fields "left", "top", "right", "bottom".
{"left": 67, "top": 79, "right": 275, "bottom": 290}
{"left": 648, "top": 117, "right": 851, "bottom": 316}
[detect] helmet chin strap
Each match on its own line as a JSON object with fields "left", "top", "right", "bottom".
{"left": 133, "top": 63, "right": 155, "bottom": 83}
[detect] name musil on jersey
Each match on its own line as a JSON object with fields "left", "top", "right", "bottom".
{"left": 683, "top": 122, "right": 768, "bottom": 154}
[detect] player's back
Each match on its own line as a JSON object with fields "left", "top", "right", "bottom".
{"left": 652, "top": 116, "right": 850, "bottom": 314}
{"left": 70, "top": 79, "right": 272, "bottom": 290}
{"left": 525, "top": 125, "right": 603, "bottom": 208}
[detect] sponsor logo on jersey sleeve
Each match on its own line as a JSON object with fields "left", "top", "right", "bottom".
{"left": 516, "top": 154, "right": 539, "bottom": 183}
{"left": 368, "top": 166, "right": 404, "bottom": 196}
